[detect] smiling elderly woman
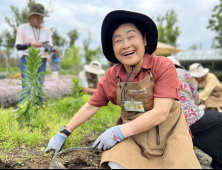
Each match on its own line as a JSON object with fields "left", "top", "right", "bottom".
{"left": 45, "top": 10, "right": 201, "bottom": 169}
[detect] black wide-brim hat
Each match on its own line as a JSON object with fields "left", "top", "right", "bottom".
{"left": 101, "top": 10, "right": 158, "bottom": 63}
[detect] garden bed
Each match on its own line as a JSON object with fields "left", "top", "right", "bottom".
{"left": 0, "top": 139, "right": 213, "bottom": 169}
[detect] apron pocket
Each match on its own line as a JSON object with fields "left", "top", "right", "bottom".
{"left": 131, "top": 112, "right": 175, "bottom": 157}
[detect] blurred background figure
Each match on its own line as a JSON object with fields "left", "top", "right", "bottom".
{"left": 168, "top": 56, "right": 222, "bottom": 169}
{"left": 189, "top": 63, "right": 222, "bottom": 112}
{"left": 15, "top": 3, "right": 52, "bottom": 105}
{"left": 50, "top": 46, "right": 63, "bottom": 79}
{"left": 78, "top": 61, "right": 105, "bottom": 95}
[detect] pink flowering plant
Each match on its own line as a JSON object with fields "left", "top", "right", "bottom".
{"left": 0, "top": 78, "right": 73, "bottom": 108}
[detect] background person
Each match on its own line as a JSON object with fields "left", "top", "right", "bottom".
{"left": 189, "top": 63, "right": 222, "bottom": 112}
{"left": 78, "top": 61, "right": 105, "bottom": 95}
{"left": 45, "top": 10, "right": 200, "bottom": 169}
{"left": 15, "top": 3, "right": 52, "bottom": 104}
{"left": 50, "top": 46, "right": 63, "bottom": 79}
{"left": 168, "top": 56, "right": 222, "bottom": 169}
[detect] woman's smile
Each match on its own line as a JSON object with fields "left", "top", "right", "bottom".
{"left": 122, "top": 50, "right": 135, "bottom": 58}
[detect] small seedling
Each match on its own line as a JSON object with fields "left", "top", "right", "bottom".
{"left": 71, "top": 78, "right": 86, "bottom": 98}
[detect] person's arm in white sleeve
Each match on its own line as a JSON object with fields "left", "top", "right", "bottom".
{"left": 79, "top": 74, "right": 97, "bottom": 94}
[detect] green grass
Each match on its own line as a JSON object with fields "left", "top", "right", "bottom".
{"left": 0, "top": 95, "right": 121, "bottom": 152}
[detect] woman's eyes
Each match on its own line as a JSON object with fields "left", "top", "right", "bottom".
{"left": 115, "top": 39, "right": 122, "bottom": 43}
{"left": 115, "top": 36, "right": 135, "bottom": 43}
{"left": 129, "top": 36, "right": 135, "bottom": 39}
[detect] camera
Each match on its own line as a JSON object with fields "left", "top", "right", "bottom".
{"left": 41, "top": 41, "right": 53, "bottom": 52}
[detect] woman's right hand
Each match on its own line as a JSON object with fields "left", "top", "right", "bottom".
{"left": 31, "top": 41, "right": 43, "bottom": 48}
{"left": 45, "top": 132, "right": 67, "bottom": 155}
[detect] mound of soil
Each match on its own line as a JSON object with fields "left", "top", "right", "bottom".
{"left": 0, "top": 159, "right": 15, "bottom": 169}
{"left": 62, "top": 149, "right": 102, "bottom": 169}
{"left": 56, "top": 139, "right": 102, "bottom": 169}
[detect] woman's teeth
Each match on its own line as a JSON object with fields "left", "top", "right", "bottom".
{"left": 124, "top": 51, "right": 135, "bottom": 56}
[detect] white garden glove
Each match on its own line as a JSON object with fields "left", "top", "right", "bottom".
{"left": 92, "top": 126, "right": 125, "bottom": 151}
{"left": 45, "top": 132, "right": 67, "bottom": 155}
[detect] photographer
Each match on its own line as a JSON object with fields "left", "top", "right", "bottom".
{"left": 50, "top": 46, "right": 63, "bottom": 79}
{"left": 15, "top": 3, "right": 52, "bottom": 105}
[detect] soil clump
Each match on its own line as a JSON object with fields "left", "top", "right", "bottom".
{"left": 61, "top": 149, "right": 102, "bottom": 169}
{"left": 0, "top": 159, "right": 15, "bottom": 169}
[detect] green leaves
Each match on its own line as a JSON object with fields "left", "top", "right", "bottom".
{"left": 156, "top": 9, "right": 180, "bottom": 47}
{"left": 71, "top": 78, "right": 86, "bottom": 98}
{"left": 207, "top": 0, "right": 222, "bottom": 48}
{"left": 16, "top": 47, "right": 47, "bottom": 126}
{"left": 61, "top": 45, "right": 81, "bottom": 70}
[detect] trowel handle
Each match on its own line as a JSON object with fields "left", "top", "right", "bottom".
{"left": 90, "top": 142, "right": 99, "bottom": 152}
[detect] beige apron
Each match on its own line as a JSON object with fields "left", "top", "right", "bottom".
{"left": 204, "top": 85, "right": 222, "bottom": 108}
{"left": 79, "top": 70, "right": 98, "bottom": 88}
{"left": 198, "top": 74, "right": 222, "bottom": 108}
{"left": 100, "top": 74, "right": 201, "bottom": 169}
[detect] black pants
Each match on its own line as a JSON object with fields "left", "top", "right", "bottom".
{"left": 190, "top": 110, "right": 222, "bottom": 169}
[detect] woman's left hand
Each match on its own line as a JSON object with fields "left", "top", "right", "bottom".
{"left": 92, "top": 126, "right": 125, "bottom": 151}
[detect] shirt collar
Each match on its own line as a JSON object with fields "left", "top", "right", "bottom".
{"left": 116, "top": 53, "right": 153, "bottom": 79}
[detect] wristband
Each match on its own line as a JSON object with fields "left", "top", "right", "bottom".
{"left": 114, "top": 126, "right": 126, "bottom": 141}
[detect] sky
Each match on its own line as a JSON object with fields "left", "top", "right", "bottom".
{"left": 0, "top": 0, "right": 220, "bottom": 60}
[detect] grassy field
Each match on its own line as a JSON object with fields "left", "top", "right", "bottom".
{"left": 0, "top": 95, "right": 121, "bottom": 158}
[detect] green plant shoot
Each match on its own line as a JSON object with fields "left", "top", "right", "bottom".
{"left": 16, "top": 47, "right": 47, "bottom": 126}
{"left": 71, "top": 78, "right": 86, "bottom": 98}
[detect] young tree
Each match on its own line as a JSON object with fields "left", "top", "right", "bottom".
{"left": 67, "top": 29, "right": 79, "bottom": 47}
{"left": 156, "top": 10, "right": 180, "bottom": 47}
{"left": 207, "top": 0, "right": 222, "bottom": 48}
{"left": 61, "top": 45, "right": 81, "bottom": 70}
{"left": 188, "top": 43, "right": 202, "bottom": 50}
{"left": 51, "top": 27, "right": 67, "bottom": 54}
{"left": 82, "top": 31, "right": 103, "bottom": 63}
{"left": 82, "top": 31, "right": 93, "bottom": 63}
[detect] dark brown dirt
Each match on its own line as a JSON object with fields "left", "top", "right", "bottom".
{"left": 56, "top": 139, "right": 102, "bottom": 169}
{"left": 0, "top": 135, "right": 213, "bottom": 169}
{"left": 0, "top": 159, "right": 15, "bottom": 169}
{"left": 0, "top": 146, "right": 53, "bottom": 169}
{"left": 61, "top": 149, "right": 102, "bottom": 169}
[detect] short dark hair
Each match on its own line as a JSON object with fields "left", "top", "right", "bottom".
{"left": 106, "top": 18, "right": 150, "bottom": 56}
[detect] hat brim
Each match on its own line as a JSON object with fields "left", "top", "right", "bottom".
{"left": 101, "top": 10, "right": 158, "bottom": 63}
{"left": 24, "top": 10, "right": 49, "bottom": 17}
{"left": 174, "top": 64, "right": 186, "bottom": 70}
{"left": 190, "top": 68, "right": 209, "bottom": 78}
{"left": 84, "top": 65, "right": 105, "bottom": 75}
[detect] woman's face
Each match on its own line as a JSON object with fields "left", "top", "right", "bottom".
{"left": 112, "top": 23, "right": 147, "bottom": 66}
{"left": 30, "top": 14, "right": 43, "bottom": 28}
{"left": 195, "top": 77, "right": 202, "bottom": 82}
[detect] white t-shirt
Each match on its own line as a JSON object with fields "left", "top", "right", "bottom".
{"left": 78, "top": 71, "right": 100, "bottom": 88}
{"left": 15, "top": 23, "right": 52, "bottom": 58}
